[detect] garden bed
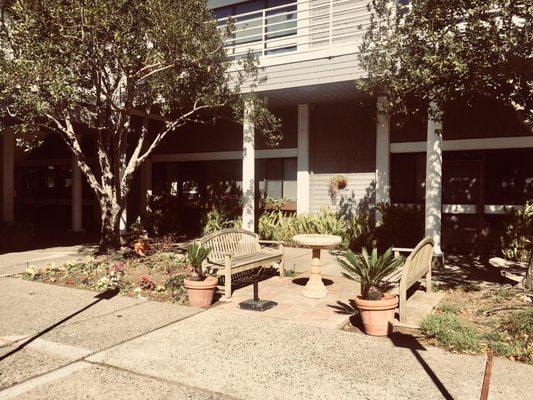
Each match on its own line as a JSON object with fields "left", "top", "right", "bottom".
{"left": 18, "top": 248, "right": 192, "bottom": 304}
{"left": 420, "top": 283, "right": 532, "bottom": 364}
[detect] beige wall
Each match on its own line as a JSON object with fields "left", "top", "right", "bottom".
{"left": 310, "top": 100, "right": 377, "bottom": 214}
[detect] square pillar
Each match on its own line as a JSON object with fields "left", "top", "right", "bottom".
{"left": 425, "top": 102, "right": 443, "bottom": 260}
{"left": 2, "top": 129, "right": 14, "bottom": 223}
{"left": 71, "top": 155, "right": 83, "bottom": 232}
{"left": 297, "top": 104, "right": 311, "bottom": 215}
{"left": 242, "top": 100, "right": 255, "bottom": 232}
{"left": 375, "top": 96, "right": 390, "bottom": 222}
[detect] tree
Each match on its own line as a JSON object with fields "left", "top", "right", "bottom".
{"left": 0, "top": 0, "right": 280, "bottom": 252}
{"left": 358, "top": 0, "right": 532, "bottom": 130}
{"left": 359, "top": 0, "right": 532, "bottom": 288}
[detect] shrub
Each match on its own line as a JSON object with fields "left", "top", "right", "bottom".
{"left": 375, "top": 203, "right": 424, "bottom": 250}
{"left": 420, "top": 312, "right": 483, "bottom": 353}
{"left": 499, "top": 202, "right": 533, "bottom": 262}
{"left": 165, "top": 274, "right": 187, "bottom": 303}
{"left": 483, "top": 331, "right": 529, "bottom": 361}
{"left": 203, "top": 209, "right": 241, "bottom": 234}
{"left": 258, "top": 209, "right": 348, "bottom": 244}
{"left": 0, "top": 221, "right": 36, "bottom": 252}
{"left": 500, "top": 307, "right": 533, "bottom": 342}
{"left": 345, "top": 212, "right": 376, "bottom": 252}
{"left": 143, "top": 194, "right": 181, "bottom": 236}
{"left": 139, "top": 274, "right": 155, "bottom": 290}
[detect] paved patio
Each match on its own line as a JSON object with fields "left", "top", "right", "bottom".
{"left": 0, "top": 276, "right": 532, "bottom": 400}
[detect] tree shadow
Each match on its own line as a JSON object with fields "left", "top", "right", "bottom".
{"left": 0, "top": 288, "right": 119, "bottom": 362}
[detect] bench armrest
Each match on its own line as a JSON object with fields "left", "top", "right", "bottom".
{"left": 392, "top": 247, "right": 414, "bottom": 253}
{"left": 258, "top": 240, "right": 285, "bottom": 245}
{"left": 392, "top": 247, "right": 414, "bottom": 257}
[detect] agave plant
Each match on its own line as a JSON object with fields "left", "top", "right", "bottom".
{"left": 185, "top": 242, "right": 212, "bottom": 281}
{"left": 338, "top": 247, "right": 404, "bottom": 300}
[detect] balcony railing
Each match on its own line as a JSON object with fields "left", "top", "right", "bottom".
{"left": 216, "top": 0, "right": 371, "bottom": 61}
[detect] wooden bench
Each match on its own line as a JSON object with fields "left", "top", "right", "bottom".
{"left": 383, "top": 237, "right": 434, "bottom": 323}
{"left": 200, "top": 228, "right": 285, "bottom": 298}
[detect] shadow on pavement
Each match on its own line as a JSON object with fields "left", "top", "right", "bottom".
{"left": 0, "top": 288, "right": 119, "bottom": 362}
{"left": 329, "top": 301, "right": 454, "bottom": 400}
{"left": 389, "top": 333, "right": 454, "bottom": 400}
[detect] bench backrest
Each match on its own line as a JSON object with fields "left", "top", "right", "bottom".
{"left": 200, "top": 228, "right": 261, "bottom": 264}
{"left": 399, "top": 237, "right": 434, "bottom": 291}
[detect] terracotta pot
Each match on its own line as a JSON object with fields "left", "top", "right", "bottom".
{"left": 355, "top": 293, "right": 398, "bottom": 336}
{"left": 184, "top": 276, "right": 218, "bottom": 308}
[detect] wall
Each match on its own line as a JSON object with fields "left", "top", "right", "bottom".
{"left": 153, "top": 107, "right": 297, "bottom": 154}
{"left": 310, "top": 100, "right": 376, "bottom": 214}
{"left": 390, "top": 96, "right": 531, "bottom": 143}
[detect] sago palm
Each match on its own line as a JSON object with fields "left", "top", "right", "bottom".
{"left": 338, "top": 247, "right": 404, "bottom": 300}
{"left": 186, "top": 243, "right": 212, "bottom": 281}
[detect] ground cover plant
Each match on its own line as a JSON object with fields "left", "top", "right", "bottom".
{"left": 20, "top": 242, "right": 190, "bottom": 304}
{"left": 421, "top": 284, "right": 532, "bottom": 364}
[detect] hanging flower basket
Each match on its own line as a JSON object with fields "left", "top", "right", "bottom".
{"left": 329, "top": 175, "right": 348, "bottom": 194}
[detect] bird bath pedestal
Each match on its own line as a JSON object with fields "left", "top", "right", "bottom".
{"left": 292, "top": 234, "right": 342, "bottom": 299}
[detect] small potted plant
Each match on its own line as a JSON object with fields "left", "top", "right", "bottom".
{"left": 329, "top": 175, "right": 348, "bottom": 195}
{"left": 337, "top": 247, "right": 403, "bottom": 336}
{"left": 183, "top": 242, "right": 217, "bottom": 308}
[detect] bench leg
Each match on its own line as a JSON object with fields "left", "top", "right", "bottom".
{"left": 426, "top": 269, "right": 433, "bottom": 293}
{"left": 224, "top": 255, "right": 232, "bottom": 298}
{"left": 399, "top": 290, "right": 407, "bottom": 323}
{"left": 278, "top": 244, "right": 285, "bottom": 278}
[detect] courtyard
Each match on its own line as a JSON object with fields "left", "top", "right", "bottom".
{"left": 1, "top": 242, "right": 532, "bottom": 399}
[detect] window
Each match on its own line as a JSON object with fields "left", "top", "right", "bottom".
{"left": 213, "top": 0, "right": 297, "bottom": 56}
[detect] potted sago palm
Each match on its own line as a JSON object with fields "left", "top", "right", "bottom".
{"left": 183, "top": 242, "right": 217, "bottom": 308}
{"left": 338, "top": 247, "right": 404, "bottom": 336}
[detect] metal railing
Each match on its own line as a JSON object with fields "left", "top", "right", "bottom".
{"left": 216, "top": 0, "right": 371, "bottom": 60}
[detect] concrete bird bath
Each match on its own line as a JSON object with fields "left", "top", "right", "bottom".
{"left": 292, "top": 234, "right": 342, "bottom": 298}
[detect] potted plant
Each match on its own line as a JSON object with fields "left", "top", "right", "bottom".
{"left": 337, "top": 247, "right": 404, "bottom": 336}
{"left": 183, "top": 242, "right": 217, "bottom": 308}
{"left": 329, "top": 175, "right": 348, "bottom": 195}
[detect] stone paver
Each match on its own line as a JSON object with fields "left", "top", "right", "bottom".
{"left": 218, "top": 274, "right": 357, "bottom": 329}
{"left": 88, "top": 307, "right": 533, "bottom": 400}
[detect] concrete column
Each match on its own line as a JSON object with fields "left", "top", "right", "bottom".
{"left": 140, "top": 160, "right": 153, "bottom": 214}
{"left": 297, "top": 104, "right": 311, "bottom": 215}
{"left": 242, "top": 100, "right": 255, "bottom": 232}
{"left": 71, "top": 155, "right": 83, "bottom": 232}
{"left": 425, "top": 102, "right": 443, "bottom": 260}
{"left": 375, "top": 96, "right": 390, "bottom": 222}
{"left": 2, "top": 129, "right": 14, "bottom": 222}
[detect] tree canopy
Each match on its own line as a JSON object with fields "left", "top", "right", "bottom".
{"left": 358, "top": 0, "right": 532, "bottom": 130}
{"left": 0, "top": 0, "right": 279, "bottom": 250}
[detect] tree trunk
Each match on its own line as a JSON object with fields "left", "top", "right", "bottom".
{"left": 523, "top": 249, "right": 533, "bottom": 291}
{"left": 98, "top": 197, "right": 122, "bottom": 253}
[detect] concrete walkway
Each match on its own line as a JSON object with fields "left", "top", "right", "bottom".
{"left": 1, "top": 276, "right": 532, "bottom": 400}
{"left": 0, "top": 245, "right": 96, "bottom": 277}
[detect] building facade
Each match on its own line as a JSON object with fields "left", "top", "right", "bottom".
{"left": 1, "top": 0, "right": 532, "bottom": 257}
